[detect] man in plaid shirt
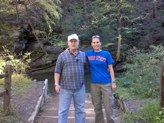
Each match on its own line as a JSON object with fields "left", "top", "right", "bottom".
{"left": 54, "top": 34, "right": 86, "bottom": 123}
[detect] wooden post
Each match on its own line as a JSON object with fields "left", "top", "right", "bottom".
{"left": 160, "top": 66, "right": 164, "bottom": 108}
{"left": 3, "top": 65, "right": 12, "bottom": 115}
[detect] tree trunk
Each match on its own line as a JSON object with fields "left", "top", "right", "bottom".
{"left": 160, "top": 66, "right": 164, "bottom": 108}
{"left": 116, "top": 0, "right": 122, "bottom": 62}
{"left": 83, "top": 0, "right": 88, "bottom": 26}
{"left": 116, "top": 17, "right": 122, "bottom": 62}
{"left": 153, "top": 0, "right": 157, "bottom": 18}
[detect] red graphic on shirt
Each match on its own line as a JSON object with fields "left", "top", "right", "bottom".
{"left": 88, "top": 56, "right": 106, "bottom": 62}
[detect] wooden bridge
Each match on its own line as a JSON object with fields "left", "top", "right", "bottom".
{"left": 34, "top": 93, "right": 122, "bottom": 123}
{"left": 32, "top": 65, "right": 164, "bottom": 123}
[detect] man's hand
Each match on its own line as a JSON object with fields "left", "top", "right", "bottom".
{"left": 111, "top": 82, "right": 117, "bottom": 92}
{"left": 55, "top": 85, "right": 60, "bottom": 94}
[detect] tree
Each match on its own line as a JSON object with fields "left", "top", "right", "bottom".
{"left": 86, "top": 0, "right": 135, "bottom": 60}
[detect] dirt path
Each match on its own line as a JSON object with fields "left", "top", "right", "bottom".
{"left": 35, "top": 93, "right": 124, "bottom": 123}
{"left": 0, "top": 81, "right": 44, "bottom": 123}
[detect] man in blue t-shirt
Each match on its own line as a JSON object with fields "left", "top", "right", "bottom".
{"left": 85, "top": 35, "right": 116, "bottom": 123}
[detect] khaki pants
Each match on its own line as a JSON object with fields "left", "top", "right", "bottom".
{"left": 91, "top": 83, "right": 114, "bottom": 123}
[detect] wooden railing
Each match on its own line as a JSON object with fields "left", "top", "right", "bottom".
{"left": 160, "top": 65, "right": 164, "bottom": 108}
{"left": 28, "top": 79, "right": 48, "bottom": 123}
{"left": 0, "top": 65, "right": 12, "bottom": 115}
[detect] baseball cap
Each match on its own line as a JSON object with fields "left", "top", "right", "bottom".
{"left": 67, "top": 34, "right": 79, "bottom": 42}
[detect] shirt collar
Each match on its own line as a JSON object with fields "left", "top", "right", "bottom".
{"left": 68, "top": 49, "right": 79, "bottom": 56}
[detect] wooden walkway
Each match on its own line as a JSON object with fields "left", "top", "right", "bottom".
{"left": 34, "top": 93, "right": 123, "bottom": 123}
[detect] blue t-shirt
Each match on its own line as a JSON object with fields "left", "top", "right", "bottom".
{"left": 85, "top": 50, "right": 114, "bottom": 84}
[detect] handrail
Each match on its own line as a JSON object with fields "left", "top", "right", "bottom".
{"left": 0, "top": 74, "right": 6, "bottom": 78}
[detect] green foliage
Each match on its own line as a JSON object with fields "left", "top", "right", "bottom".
{"left": 11, "top": 73, "right": 32, "bottom": 95}
{"left": 0, "top": 0, "right": 17, "bottom": 49}
{"left": 52, "top": 40, "right": 67, "bottom": 49}
{"left": 123, "top": 100, "right": 161, "bottom": 123}
{"left": 33, "top": 0, "right": 62, "bottom": 34}
{"left": 0, "top": 107, "right": 20, "bottom": 123}
{"left": 12, "top": 73, "right": 32, "bottom": 87}
{"left": 0, "top": 73, "right": 32, "bottom": 86}
{"left": 123, "top": 113, "right": 138, "bottom": 123}
{"left": 0, "top": 99, "right": 21, "bottom": 123}
{"left": 139, "top": 100, "right": 160, "bottom": 123}
{"left": 118, "top": 45, "right": 164, "bottom": 98}
{"left": 7, "top": 54, "right": 31, "bottom": 74}
{"left": 0, "top": 0, "right": 15, "bottom": 14}
{"left": 61, "top": 0, "right": 139, "bottom": 51}
{"left": 0, "top": 48, "right": 31, "bottom": 74}
{"left": 0, "top": 73, "right": 32, "bottom": 95}
{"left": 61, "top": 2, "right": 84, "bottom": 34}
{"left": 0, "top": 57, "right": 5, "bottom": 74}
{"left": 156, "top": 108, "right": 164, "bottom": 123}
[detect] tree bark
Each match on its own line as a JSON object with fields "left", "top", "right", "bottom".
{"left": 160, "top": 66, "right": 164, "bottom": 108}
{"left": 83, "top": 0, "right": 88, "bottom": 26}
{"left": 153, "top": 0, "right": 157, "bottom": 18}
{"left": 116, "top": 0, "right": 122, "bottom": 62}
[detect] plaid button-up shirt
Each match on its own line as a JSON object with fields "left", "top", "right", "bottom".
{"left": 55, "top": 50, "right": 86, "bottom": 90}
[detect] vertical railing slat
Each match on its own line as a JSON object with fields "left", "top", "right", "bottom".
{"left": 160, "top": 66, "right": 164, "bottom": 108}
{"left": 3, "top": 65, "right": 12, "bottom": 115}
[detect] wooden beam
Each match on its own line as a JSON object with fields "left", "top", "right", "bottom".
{"left": 160, "top": 66, "right": 164, "bottom": 108}
{"left": 0, "top": 90, "right": 5, "bottom": 97}
{"left": 0, "top": 74, "right": 6, "bottom": 79}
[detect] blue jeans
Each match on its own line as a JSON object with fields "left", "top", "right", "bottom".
{"left": 58, "top": 85, "right": 86, "bottom": 123}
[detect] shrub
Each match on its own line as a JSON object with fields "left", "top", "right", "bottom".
{"left": 139, "top": 100, "right": 160, "bottom": 123}
{"left": 0, "top": 73, "right": 32, "bottom": 94}
{"left": 118, "top": 45, "right": 164, "bottom": 98}
{"left": 0, "top": 48, "right": 31, "bottom": 74}
{"left": 123, "top": 113, "right": 138, "bottom": 123}
{"left": 123, "top": 100, "right": 161, "bottom": 123}
{"left": 156, "top": 108, "right": 164, "bottom": 123}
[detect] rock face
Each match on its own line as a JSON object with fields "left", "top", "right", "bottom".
{"left": 0, "top": 22, "right": 63, "bottom": 74}
{"left": 14, "top": 25, "right": 34, "bottom": 53}
{"left": 44, "top": 45, "right": 59, "bottom": 54}
{"left": 10, "top": 24, "right": 62, "bottom": 74}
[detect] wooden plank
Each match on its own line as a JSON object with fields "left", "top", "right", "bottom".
{"left": 160, "top": 66, "right": 164, "bottom": 108}
{"left": 0, "top": 90, "right": 5, "bottom": 97}
{"left": 3, "top": 65, "right": 12, "bottom": 115}
{"left": 0, "top": 74, "right": 6, "bottom": 79}
{"left": 28, "top": 79, "right": 48, "bottom": 123}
